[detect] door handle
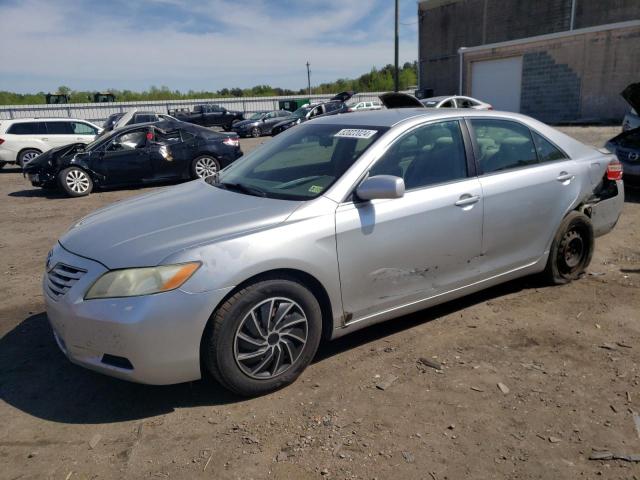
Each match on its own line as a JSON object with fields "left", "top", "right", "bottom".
{"left": 455, "top": 194, "right": 480, "bottom": 207}
{"left": 556, "top": 172, "right": 574, "bottom": 182}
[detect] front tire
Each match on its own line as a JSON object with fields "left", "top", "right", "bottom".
{"left": 250, "top": 126, "right": 262, "bottom": 138}
{"left": 58, "top": 167, "right": 93, "bottom": 197}
{"left": 191, "top": 155, "right": 220, "bottom": 179}
{"left": 202, "top": 278, "right": 322, "bottom": 396}
{"left": 544, "top": 211, "right": 594, "bottom": 284}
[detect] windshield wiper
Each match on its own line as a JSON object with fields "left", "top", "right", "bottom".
{"left": 274, "top": 175, "right": 323, "bottom": 189}
{"left": 216, "top": 181, "right": 267, "bottom": 197}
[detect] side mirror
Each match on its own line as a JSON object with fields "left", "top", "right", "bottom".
{"left": 356, "top": 175, "right": 405, "bottom": 201}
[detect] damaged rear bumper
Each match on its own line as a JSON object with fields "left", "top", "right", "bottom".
{"left": 582, "top": 180, "right": 624, "bottom": 237}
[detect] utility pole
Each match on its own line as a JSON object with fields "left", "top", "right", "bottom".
{"left": 394, "top": 0, "right": 399, "bottom": 92}
{"left": 306, "top": 61, "right": 311, "bottom": 97}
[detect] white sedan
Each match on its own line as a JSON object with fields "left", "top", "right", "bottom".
{"left": 421, "top": 95, "right": 493, "bottom": 110}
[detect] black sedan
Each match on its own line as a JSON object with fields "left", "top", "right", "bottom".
{"left": 271, "top": 91, "right": 355, "bottom": 135}
{"left": 231, "top": 110, "right": 292, "bottom": 137}
{"left": 23, "top": 120, "right": 243, "bottom": 197}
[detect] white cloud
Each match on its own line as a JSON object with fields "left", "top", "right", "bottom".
{"left": 0, "top": 0, "right": 418, "bottom": 92}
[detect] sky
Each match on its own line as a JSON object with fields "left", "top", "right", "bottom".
{"left": 0, "top": 0, "right": 418, "bottom": 93}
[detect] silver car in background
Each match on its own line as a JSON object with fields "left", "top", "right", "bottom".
{"left": 44, "top": 109, "right": 624, "bottom": 396}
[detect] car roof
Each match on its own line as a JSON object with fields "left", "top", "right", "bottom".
{"left": 5, "top": 117, "right": 91, "bottom": 123}
{"left": 309, "top": 108, "right": 542, "bottom": 128}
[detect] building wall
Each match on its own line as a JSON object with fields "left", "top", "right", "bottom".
{"left": 418, "top": 0, "right": 640, "bottom": 98}
{"left": 462, "top": 24, "right": 640, "bottom": 123}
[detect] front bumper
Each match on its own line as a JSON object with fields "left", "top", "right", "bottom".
{"left": 44, "top": 243, "right": 233, "bottom": 385}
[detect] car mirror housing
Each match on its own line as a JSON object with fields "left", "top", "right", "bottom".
{"left": 356, "top": 175, "right": 405, "bottom": 201}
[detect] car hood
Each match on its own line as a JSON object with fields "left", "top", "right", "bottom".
{"left": 23, "top": 143, "right": 86, "bottom": 172}
{"left": 331, "top": 91, "right": 355, "bottom": 102}
{"left": 59, "top": 180, "right": 303, "bottom": 269}
{"left": 274, "top": 117, "right": 301, "bottom": 128}
{"left": 621, "top": 83, "right": 640, "bottom": 113}
{"left": 379, "top": 92, "right": 425, "bottom": 109}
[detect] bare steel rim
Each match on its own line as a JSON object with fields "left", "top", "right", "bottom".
{"left": 194, "top": 157, "right": 218, "bottom": 178}
{"left": 233, "top": 297, "right": 308, "bottom": 380}
{"left": 65, "top": 169, "right": 90, "bottom": 194}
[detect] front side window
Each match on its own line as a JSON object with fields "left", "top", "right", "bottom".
{"left": 470, "top": 119, "right": 537, "bottom": 174}
{"left": 106, "top": 130, "right": 147, "bottom": 151}
{"left": 7, "top": 122, "right": 46, "bottom": 135}
{"left": 72, "top": 122, "right": 97, "bottom": 135}
{"left": 216, "top": 123, "right": 387, "bottom": 200}
{"left": 45, "top": 122, "right": 74, "bottom": 134}
{"left": 370, "top": 120, "right": 468, "bottom": 190}
{"left": 531, "top": 130, "right": 567, "bottom": 162}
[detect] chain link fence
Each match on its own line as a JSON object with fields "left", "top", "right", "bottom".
{"left": 0, "top": 92, "right": 400, "bottom": 125}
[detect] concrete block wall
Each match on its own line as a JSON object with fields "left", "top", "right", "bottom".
{"left": 418, "top": 0, "right": 640, "bottom": 100}
{"left": 461, "top": 24, "right": 640, "bottom": 123}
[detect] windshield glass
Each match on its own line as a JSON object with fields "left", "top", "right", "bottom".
{"left": 214, "top": 123, "right": 388, "bottom": 200}
{"left": 291, "top": 107, "right": 312, "bottom": 118}
{"left": 249, "top": 112, "right": 266, "bottom": 120}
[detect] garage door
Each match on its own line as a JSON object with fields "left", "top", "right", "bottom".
{"left": 471, "top": 56, "right": 523, "bottom": 112}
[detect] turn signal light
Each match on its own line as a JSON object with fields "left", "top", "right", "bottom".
{"left": 606, "top": 159, "right": 623, "bottom": 181}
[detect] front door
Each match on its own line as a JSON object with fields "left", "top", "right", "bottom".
{"left": 335, "top": 119, "right": 484, "bottom": 322}
{"left": 95, "top": 129, "right": 153, "bottom": 184}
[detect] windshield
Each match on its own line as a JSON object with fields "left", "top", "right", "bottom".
{"left": 291, "top": 107, "right": 312, "bottom": 118}
{"left": 213, "top": 123, "right": 388, "bottom": 200}
{"left": 249, "top": 112, "right": 266, "bottom": 120}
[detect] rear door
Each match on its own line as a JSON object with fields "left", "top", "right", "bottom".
{"left": 45, "top": 121, "right": 77, "bottom": 147}
{"left": 467, "top": 118, "right": 579, "bottom": 275}
{"left": 335, "top": 119, "right": 484, "bottom": 321}
{"left": 148, "top": 128, "right": 192, "bottom": 179}
{"left": 94, "top": 128, "right": 153, "bottom": 184}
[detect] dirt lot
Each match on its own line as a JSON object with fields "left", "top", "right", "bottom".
{"left": 1, "top": 127, "right": 639, "bottom": 480}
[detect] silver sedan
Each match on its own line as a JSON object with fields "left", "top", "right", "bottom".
{"left": 44, "top": 108, "right": 624, "bottom": 396}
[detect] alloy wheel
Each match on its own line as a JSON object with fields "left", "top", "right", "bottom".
{"left": 233, "top": 297, "right": 308, "bottom": 380}
{"left": 194, "top": 157, "right": 218, "bottom": 178}
{"left": 22, "top": 151, "right": 40, "bottom": 165}
{"left": 65, "top": 169, "right": 90, "bottom": 194}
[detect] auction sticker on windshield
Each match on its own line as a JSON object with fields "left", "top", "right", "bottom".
{"left": 334, "top": 129, "right": 378, "bottom": 139}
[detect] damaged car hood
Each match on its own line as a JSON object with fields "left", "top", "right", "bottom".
{"left": 59, "top": 181, "right": 303, "bottom": 269}
{"left": 379, "top": 92, "right": 425, "bottom": 109}
{"left": 621, "top": 83, "right": 640, "bottom": 113}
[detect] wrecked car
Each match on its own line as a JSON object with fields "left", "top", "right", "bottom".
{"left": 23, "top": 119, "right": 242, "bottom": 197}
{"left": 169, "top": 104, "right": 244, "bottom": 130}
{"left": 271, "top": 91, "right": 355, "bottom": 135}
{"left": 44, "top": 108, "right": 623, "bottom": 396}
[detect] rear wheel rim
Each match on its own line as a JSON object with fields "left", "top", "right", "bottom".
{"left": 558, "top": 228, "right": 586, "bottom": 273}
{"left": 65, "top": 169, "right": 90, "bottom": 194}
{"left": 233, "top": 297, "right": 308, "bottom": 380}
{"left": 22, "top": 151, "right": 40, "bottom": 165}
{"left": 251, "top": 127, "right": 261, "bottom": 137}
{"left": 194, "top": 157, "right": 218, "bottom": 178}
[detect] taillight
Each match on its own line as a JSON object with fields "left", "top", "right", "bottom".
{"left": 607, "top": 158, "right": 623, "bottom": 181}
{"left": 487, "top": 105, "right": 493, "bottom": 110}
{"left": 0, "top": 138, "right": 4, "bottom": 145}
{"left": 223, "top": 137, "right": 239, "bottom": 148}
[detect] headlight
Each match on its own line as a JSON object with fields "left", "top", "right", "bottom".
{"left": 85, "top": 262, "right": 201, "bottom": 299}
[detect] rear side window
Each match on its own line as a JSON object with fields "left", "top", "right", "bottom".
{"left": 531, "top": 130, "right": 567, "bottom": 162}
{"left": 370, "top": 120, "right": 468, "bottom": 189}
{"left": 7, "top": 122, "right": 46, "bottom": 135}
{"left": 470, "top": 119, "right": 537, "bottom": 174}
{"left": 46, "top": 121, "right": 74, "bottom": 134}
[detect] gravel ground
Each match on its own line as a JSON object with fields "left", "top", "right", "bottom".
{"left": 1, "top": 126, "right": 639, "bottom": 480}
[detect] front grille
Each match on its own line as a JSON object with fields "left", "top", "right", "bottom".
{"left": 46, "top": 263, "right": 86, "bottom": 298}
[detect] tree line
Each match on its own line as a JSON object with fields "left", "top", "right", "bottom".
{"left": 0, "top": 62, "right": 417, "bottom": 105}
